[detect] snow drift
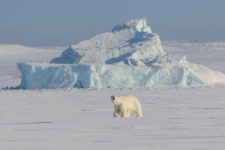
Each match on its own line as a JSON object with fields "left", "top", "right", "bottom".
{"left": 16, "top": 19, "right": 225, "bottom": 89}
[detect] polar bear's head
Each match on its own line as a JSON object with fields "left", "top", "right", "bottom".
{"left": 111, "top": 95, "right": 121, "bottom": 106}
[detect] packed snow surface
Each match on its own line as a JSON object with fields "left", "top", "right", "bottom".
{"left": 1, "top": 87, "right": 225, "bottom": 150}
{"left": 15, "top": 19, "right": 225, "bottom": 89}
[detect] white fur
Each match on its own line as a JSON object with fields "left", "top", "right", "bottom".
{"left": 111, "top": 95, "right": 143, "bottom": 117}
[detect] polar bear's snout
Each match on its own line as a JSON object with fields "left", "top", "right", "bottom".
{"left": 111, "top": 96, "right": 116, "bottom": 102}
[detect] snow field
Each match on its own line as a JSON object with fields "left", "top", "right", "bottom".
{"left": 1, "top": 87, "right": 225, "bottom": 150}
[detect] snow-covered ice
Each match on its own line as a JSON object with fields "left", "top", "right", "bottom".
{"left": 14, "top": 19, "right": 225, "bottom": 89}
{"left": 1, "top": 87, "right": 225, "bottom": 150}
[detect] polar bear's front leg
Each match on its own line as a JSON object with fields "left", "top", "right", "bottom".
{"left": 113, "top": 111, "right": 120, "bottom": 117}
{"left": 113, "top": 107, "right": 120, "bottom": 117}
{"left": 121, "top": 107, "right": 128, "bottom": 117}
{"left": 127, "top": 110, "right": 132, "bottom": 117}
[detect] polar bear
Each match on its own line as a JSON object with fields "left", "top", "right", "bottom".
{"left": 111, "top": 95, "right": 143, "bottom": 117}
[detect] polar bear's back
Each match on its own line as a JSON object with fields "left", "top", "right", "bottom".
{"left": 119, "top": 95, "right": 141, "bottom": 106}
{"left": 119, "top": 95, "right": 138, "bottom": 100}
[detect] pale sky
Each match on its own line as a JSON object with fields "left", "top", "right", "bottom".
{"left": 0, "top": 0, "right": 225, "bottom": 46}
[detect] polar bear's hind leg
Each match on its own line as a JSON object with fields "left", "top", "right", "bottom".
{"left": 135, "top": 109, "right": 143, "bottom": 117}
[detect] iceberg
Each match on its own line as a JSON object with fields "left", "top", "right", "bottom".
{"left": 15, "top": 18, "right": 225, "bottom": 89}
{"left": 16, "top": 61, "right": 225, "bottom": 89}
{"left": 50, "top": 18, "right": 165, "bottom": 66}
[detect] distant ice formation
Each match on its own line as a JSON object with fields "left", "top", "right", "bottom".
{"left": 16, "top": 18, "right": 225, "bottom": 89}
{"left": 50, "top": 18, "right": 164, "bottom": 66}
